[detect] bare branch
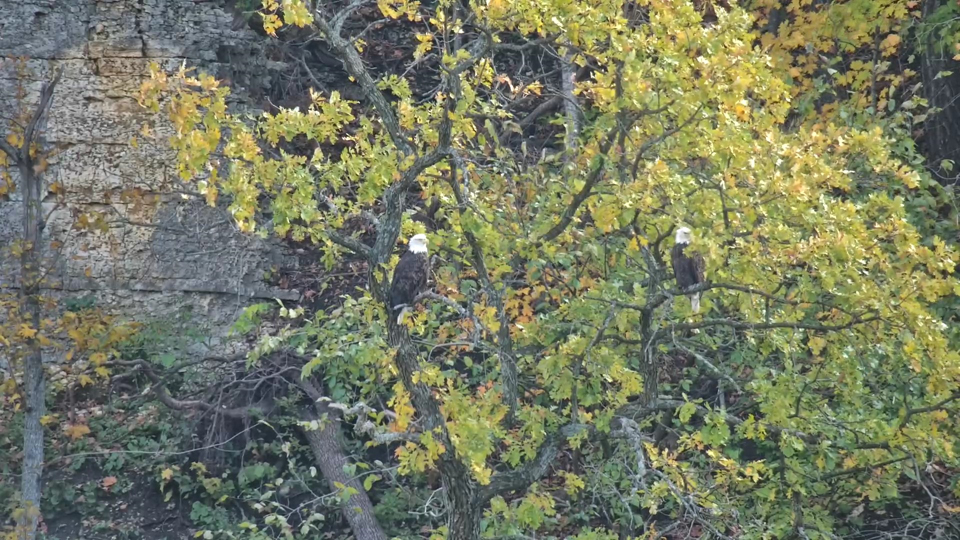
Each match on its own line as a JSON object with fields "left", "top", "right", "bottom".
{"left": 21, "top": 67, "right": 64, "bottom": 161}
{"left": 646, "top": 469, "right": 733, "bottom": 540}
{"left": 1, "top": 67, "right": 63, "bottom": 163}
{"left": 121, "top": 359, "right": 274, "bottom": 419}
{"left": 559, "top": 47, "right": 581, "bottom": 152}
{"left": 517, "top": 96, "right": 562, "bottom": 129}
{"left": 491, "top": 35, "right": 557, "bottom": 52}
{"left": 671, "top": 341, "right": 742, "bottom": 393}
{"left": 330, "top": 0, "right": 373, "bottom": 34}
{"left": 329, "top": 230, "right": 373, "bottom": 259}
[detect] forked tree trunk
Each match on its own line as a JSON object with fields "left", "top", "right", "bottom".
{"left": 0, "top": 68, "right": 62, "bottom": 540}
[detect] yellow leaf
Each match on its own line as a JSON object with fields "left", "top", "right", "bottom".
{"left": 880, "top": 34, "right": 901, "bottom": 56}
{"left": 17, "top": 324, "right": 38, "bottom": 339}
{"left": 79, "top": 374, "right": 94, "bottom": 387}
{"left": 808, "top": 336, "right": 827, "bottom": 356}
{"left": 262, "top": 13, "right": 282, "bottom": 36}
{"left": 1, "top": 379, "right": 17, "bottom": 395}
{"left": 95, "top": 366, "right": 110, "bottom": 378}
{"left": 64, "top": 424, "right": 91, "bottom": 440}
{"left": 161, "top": 468, "right": 174, "bottom": 482}
{"left": 40, "top": 414, "right": 57, "bottom": 426}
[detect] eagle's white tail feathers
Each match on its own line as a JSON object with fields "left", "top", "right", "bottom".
{"left": 691, "top": 293, "right": 701, "bottom": 314}
{"left": 395, "top": 305, "right": 410, "bottom": 325}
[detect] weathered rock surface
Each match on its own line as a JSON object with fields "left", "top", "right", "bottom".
{"left": 0, "top": 0, "right": 298, "bottom": 351}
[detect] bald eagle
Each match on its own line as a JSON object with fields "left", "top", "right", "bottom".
{"left": 671, "top": 227, "right": 706, "bottom": 313}
{"left": 389, "top": 234, "right": 430, "bottom": 324}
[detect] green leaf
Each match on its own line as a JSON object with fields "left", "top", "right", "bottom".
{"left": 362, "top": 474, "right": 381, "bottom": 491}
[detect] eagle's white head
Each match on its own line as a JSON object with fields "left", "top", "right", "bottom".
{"left": 409, "top": 233, "right": 429, "bottom": 254}
{"left": 675, "top": 226, "right": 692, "bottom": 245}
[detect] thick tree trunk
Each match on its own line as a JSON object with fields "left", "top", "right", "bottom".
{"left": 301, "top": 408, "right": 388, "bottom": 540}
{"left": 921, "top": 0, "right": 960, "bottom": 180}
{"left": 445, "top": 478, "right": 481, "bottom": 540}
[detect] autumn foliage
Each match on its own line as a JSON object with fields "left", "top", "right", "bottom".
{"left": 132, "top": 0, "right": 960, "bottom": 537}
{"left": 4, "top": 0, "right": 960, "bottom": 538}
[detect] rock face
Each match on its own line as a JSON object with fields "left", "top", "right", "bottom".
{"left": 0, "top": 0, "right": 298, "bottom": 348}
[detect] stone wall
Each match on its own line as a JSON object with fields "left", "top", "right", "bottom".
{"left": 0, "top": 0, "right": 299, "bottom": 348}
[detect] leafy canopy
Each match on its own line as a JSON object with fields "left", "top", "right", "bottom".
{"left": 139, "top": 0, "right": 960, "bottom": 537}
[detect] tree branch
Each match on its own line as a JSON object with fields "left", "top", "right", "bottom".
{"left": 447, "top": 152, "right": 520, "bottom": 423}
{"left": 122, "top": 359, "right": 274, "bottom": 419}
{"left": 479, "top": 423, "right": 591, "bottom": 503}
{"left": 818, "top": 455, "right": 911, "bottom": 481}
{"left": 668, "top": 316, "right": 881, "bottom": 334}
{"left": 0, "top": 138, "right": 17, "bottom": 163}
{"left": 630, "top": 103, "right": 706, "bottom": 179}
{"left": 21, "top": 67, "right": 63, "bottom": 162}
{"left": 329, "top": 230, "right": 373, "bottom": 259}
{"left": 670, "top": 341, "right": 742, "bottom": 393}
{"left": 617, "top": 398, "right": 819, "bottom": 445}
{"left": 312, "top": 10, "right": 412, "bottom": 155}
{"left": 371, "top": 145, "right": 450, "bottom": 264}
{"left": 415, "top": 291, "right": 487, "bottom": 342}
{"left": 1, "top": 67, "right": 63, "bottom": 164}
{"left": 903, "top": 391, "right": 960, "bottom": 420}
{"left": 572, "top": 306, "right": 618, "bottom": 422}
{"left": 537, "top": 127, "right": 619, "bottom": 243}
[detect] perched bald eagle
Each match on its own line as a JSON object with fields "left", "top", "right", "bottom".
{"left": 671, "top": 227, "right": 706, "bottom": 313}
{"left": 389, "top": 234, "right": 430, "bottom": 324}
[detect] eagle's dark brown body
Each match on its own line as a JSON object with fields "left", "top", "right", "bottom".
{"left": 389, "top": 236, "right": 430, "bottom": 323}
{"left": 671, "top": 240, "right": 705, "bottom": 312}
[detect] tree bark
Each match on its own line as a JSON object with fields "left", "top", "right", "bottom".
{"left": 0, "top": 67, "right": 61, "bottom": 540}
{"left": 301, "top": 407, "right": 388, "bottom": 540}
{"left": 388, "top": 324, "right": 481, "bottom": 540}
{"left": 920, "top": 0, "right": 960, "bottom": 180}
{"left": 18, "top": 156, "right": 45, "bottom": 538}
{"left": 560, "top": 47, "right": 581, "bottom": 153}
